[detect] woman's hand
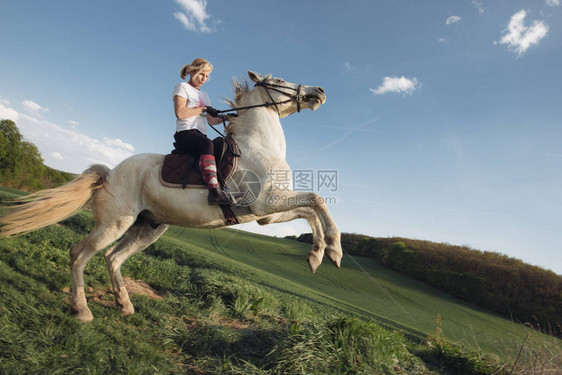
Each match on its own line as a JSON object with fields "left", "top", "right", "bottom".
{"left": 205, "top": 106, "right": 219, "bottom": 117}
{"left": 203, "top": 106, "right": 223, "bottom": 125}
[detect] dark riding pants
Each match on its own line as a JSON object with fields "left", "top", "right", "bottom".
{"left": 173, "top": 129, "right": 214, "bottom": 156}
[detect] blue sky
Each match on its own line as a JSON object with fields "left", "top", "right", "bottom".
{"left": 1, "top": 1, "right": 561, "bottom": 274}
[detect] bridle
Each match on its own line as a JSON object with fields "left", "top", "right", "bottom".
{"left": 254, "top": 80, "right": 305, "bottom": 114}
{"left": 210, "top": 78, "right": 312, "bottom": 140}
{"left": 214, "top": 78, "right": 307, "bottom": 116}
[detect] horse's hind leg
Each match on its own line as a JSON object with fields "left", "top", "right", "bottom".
{"left": 70, "top": 217, "right": 135, "bottom": 322}
{"left": 104, "top": 220, "right": 168, "bottom": 316}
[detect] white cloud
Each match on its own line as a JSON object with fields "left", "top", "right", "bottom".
{"left": 51, "top": 152, "right": 64, "bottom": 160}
{"left": 497, "top": 10, "right": 549, "bottom": 57}
{"left": 446, "top": 16, "right": 461, "bottom": 25}
{"left": 472, "top": 0, "right": 485, "bottom": 14}
{"left": 68, "top": 120, "right": 79, "bottom": 125}
{"left": 438, "top": 37, "right": 447, "bottom": 43}
{"left": 371, "top": 76, "right": 421, "bottom": 96}
{"left": 173, "top": 12, "right": 196, "bottom": 31}
{"left": 0, "top": 99, "right": 135, "bottom": 173}
{"left": 22, "top": 100, "right": 49, "bottom": 116}
{"left": 103, "top": 137, "right": 135, "bottom": 152}
{"left": 546, "top": 0, "right": 560, "bottom": 7}
{"left": 0, "top": 102, "right": 19, "bottom": 122}
{"left": 173, "top": 0, "right": 217, "bottom": 33}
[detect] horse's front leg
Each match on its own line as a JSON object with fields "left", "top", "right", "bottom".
{"left": 253, "top": 191, "right": 342, "bottom": 270}
{"left": 257, "top": 207, "right": 326, "bottom": 273}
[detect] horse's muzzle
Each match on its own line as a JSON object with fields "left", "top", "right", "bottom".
{"left": 309, "top": 87, "right": 326, "bottom": 110}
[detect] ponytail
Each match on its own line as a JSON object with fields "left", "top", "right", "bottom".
{"left": 180, "top": 58, "right": 213, "bottom": 80}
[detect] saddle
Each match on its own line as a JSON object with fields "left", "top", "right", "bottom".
{"left": 160, "top": 135, "right": 241, "bottom": 226}
{"left": 160, "top": 135, "right": 240, "bottom": 189}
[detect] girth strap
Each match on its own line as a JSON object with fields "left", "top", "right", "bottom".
{"left": 219, "top": 205, "right": 239, "bottom": 225}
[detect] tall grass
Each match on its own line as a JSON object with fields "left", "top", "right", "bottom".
{"left": 267, "top": 317, "right": 429, "bottom": 374}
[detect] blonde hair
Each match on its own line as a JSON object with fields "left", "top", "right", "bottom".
{"left": 180, "top": 58, "right": 213, "bottom": 80}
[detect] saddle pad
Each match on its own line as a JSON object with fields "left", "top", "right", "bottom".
{"left": 160, "top": 154, "right": 204, "bottom": 188}
{"left": 160, "top": 136, "right": 240, "bottom": 189}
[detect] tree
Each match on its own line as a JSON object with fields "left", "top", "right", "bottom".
{"left": 0, "top": 119, "right": 73, "bottom": 190}
{"left": 0, "top": 119, "right": 24, "bottom": 176}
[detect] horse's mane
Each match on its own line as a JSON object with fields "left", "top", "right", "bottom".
{"left": 225, "top": 74, "right": 271, "bottom": 135}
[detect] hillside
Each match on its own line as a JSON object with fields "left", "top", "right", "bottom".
{"left": 293, "top": 233, "right": 562, "bottom": 337}
{"left": 1, "top": 187, "right": 561, "bottom": 374}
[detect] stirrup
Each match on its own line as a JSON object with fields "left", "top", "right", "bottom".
{"left": 208, "top": 187, "right": 236, "bottom": 205}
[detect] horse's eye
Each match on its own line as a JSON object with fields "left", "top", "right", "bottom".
{"left": 277, "top": 79, "right": 285, "bottom": 83}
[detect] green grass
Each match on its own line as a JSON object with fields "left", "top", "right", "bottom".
{"left": 0, "top": 226, "right": 430, "bottom": 374}
{"left": 163, "top": 226, "right": 559, "bottom": 359}
{"left": 1, "top": 186, "right": 560, "bottom": 374}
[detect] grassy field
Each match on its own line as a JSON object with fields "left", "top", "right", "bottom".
{"left": 1, "top": 186, "right": 560, "bottom": 374}
{"left": 163, "top": 227, "right": 560, "bottom": 358}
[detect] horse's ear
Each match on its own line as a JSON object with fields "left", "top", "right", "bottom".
{"left": 248, "top": 71, "right": 262, "bottom": 83}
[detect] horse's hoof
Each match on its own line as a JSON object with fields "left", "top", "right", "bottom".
{"left": 75, "top": 309, "right": 94, "bottom": 323}
{"left": 307, "top": 252, "right": 322, "bottom": 273}
{"left": 120, "top": 303, "right": 135, "bottom": 316}
{"left": 325, "top": 245, "right": 342, "bottom": 268}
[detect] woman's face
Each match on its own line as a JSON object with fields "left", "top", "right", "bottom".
{"left": 190, "top": 69, "right": 211, "bottom": 89}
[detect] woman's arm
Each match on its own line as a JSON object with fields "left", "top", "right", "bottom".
{"left": 174, "top": 95, "right": 205, "bottom": 119}
{"left": 206, "top": 114, "right": 224, "bottom": 125}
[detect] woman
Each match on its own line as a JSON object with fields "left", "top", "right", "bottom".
{"left": 173, "top": 58, "right": 235, "bottom": 205}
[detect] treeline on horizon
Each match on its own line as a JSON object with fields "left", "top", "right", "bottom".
{"left": 292, "top": 232, "right": 562, "bottom": 337}
{"left": 0, "top": 119, "right": 74, "bottom": 190}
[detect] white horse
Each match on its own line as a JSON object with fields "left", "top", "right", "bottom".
{"left": 0, "top": 71, "right": 342, "bottom": 322}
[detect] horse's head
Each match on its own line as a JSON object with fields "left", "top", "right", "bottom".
{"left": 248, "top": 71, "right": 326, "bottom": 118}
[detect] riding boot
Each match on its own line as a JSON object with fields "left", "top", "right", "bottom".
{"left": 199, "top": 154, "right": 235, "bottom": 205}
{"left": 207, "top": 187, "right": 236, "bottom": 205}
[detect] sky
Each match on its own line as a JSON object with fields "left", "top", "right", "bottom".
{"left": 1, "top": 1, "right": 561, "bottom": 274}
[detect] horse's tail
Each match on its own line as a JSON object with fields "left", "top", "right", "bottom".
{"left": 0, "top": 164, "right": 110, "bottom": 238}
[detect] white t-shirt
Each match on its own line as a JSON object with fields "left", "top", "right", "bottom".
{"left": 173, "top": 82, "right": 211, "bottom": 134}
